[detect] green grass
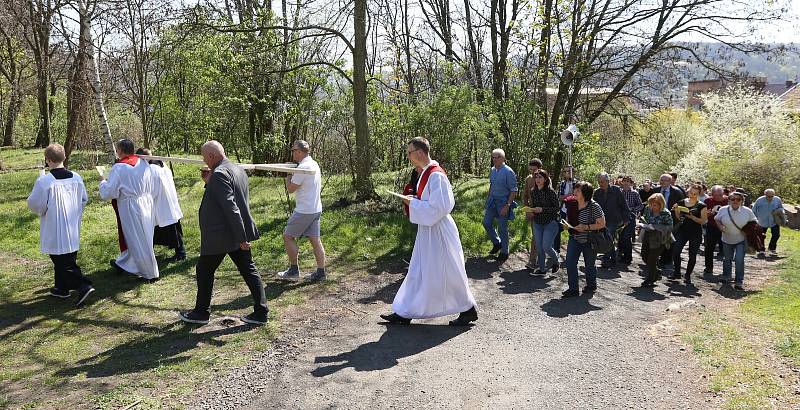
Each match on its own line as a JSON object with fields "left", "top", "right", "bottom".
{"left": 683, "top": 229, "right": 800, "bottom": 409}
{"left": 0, "top": 148, "right": 530, "bottom": 408}
{"left": 742, "top": 231, "right": 800, "bottom": 364}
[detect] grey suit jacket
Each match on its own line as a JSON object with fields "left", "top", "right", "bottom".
{"left": 199, "top": 159, "right": 260, "bottom": 255}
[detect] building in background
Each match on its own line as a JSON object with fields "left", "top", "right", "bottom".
{"left": 688, "top": 77, "right": 799, "bottom": 112}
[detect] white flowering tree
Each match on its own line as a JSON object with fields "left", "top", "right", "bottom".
{"left": 677, "top": 86, "right": 800, "bottom": 201}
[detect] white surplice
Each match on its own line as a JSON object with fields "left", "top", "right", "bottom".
{"left": 27, "top": 172, "right": 88, "bottom": 255}
{"left": 99, "top": 159, "right": 161, "bottom": 279}
{"left": 392, "top": 161, "right": 477, "bottom": 319}
{"left": 150, "top": 164, "right": 183, "bottom": 227}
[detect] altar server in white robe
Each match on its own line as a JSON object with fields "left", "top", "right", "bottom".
{"left": 99, "top": 139, "right": 161, "bottom": 282}
{"left": 136, "top": 148, "right": 186, "bottom": 263}
{"left": 27, "top": 143, "right": 95, "bottom": 306}
{"left": 381, "top": 137, "right": 478, "bottom": 326}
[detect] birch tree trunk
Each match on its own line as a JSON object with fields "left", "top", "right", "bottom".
{"left": 83, "top": 2, "right": 115, "bottom": 161}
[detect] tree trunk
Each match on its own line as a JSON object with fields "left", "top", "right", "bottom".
{"left": 3, "top": 88, "right": 22, "bottom": 147}
{"left": 352, "top": 0, "right": 375, "bottom": 200}
{"left": 64, "top": 1, "right": 93, "bottom": 164}
{"left": 84, "top": 2, "right": 115, "bottom": 162}
{"left": 464, "top": 0, "right": 482, "bottom": 94}
{"left": 34, "top": 67, "right": 50, "bottom": 148}
{"left": 534, "top": 0, "right": 553, "bottom": 124}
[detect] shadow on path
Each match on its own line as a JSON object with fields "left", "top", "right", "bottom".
{"left": 627, "top": 287, "right": 668, "bottom": 302}
{"left": 540, "top": 295, "right": 602, "bottom": 318}
{"left": 56, "top": 322, "right": 255, "bottom": 378}
{"left": 311, "top": 324, "right": 469, "bottom": 377}
{"left": 498, "top": 270, "right": 554, "bottom": 294}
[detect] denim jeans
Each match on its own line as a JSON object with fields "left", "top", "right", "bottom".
{"left": 601, "top": 222, "right": 619, "bottom": 263}
{"left": 484, "top": 205, "right": 509, "bottom": 254}
{"left": 566, "top": 236, "right": 597, "bottom": 291}
{"left": 534, "top": 220, "right": 560, "bottom": 271}
{"left": 618, "top": 214, "right": 637, "bottom": 261}
{"left": 722, "top": 240, "right": 746, "bottom": 285}
{"left": 673, "top": 231, "right": 702, "bottom": 278}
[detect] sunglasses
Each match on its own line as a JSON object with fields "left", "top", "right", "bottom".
{"left": 730, "top": 198, "right": 743, "bottom": 202}
{"left": 491, "top": 155, "right": 501, "bottom": 159}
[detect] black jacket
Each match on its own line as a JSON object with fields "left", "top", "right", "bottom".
{"left": 593, "top": 185, "right": 630, "bottom": 225}
{"left": 656, "top": 186, "right": 685, "bottom": 211}
{"left": 199, "top": 159, "right": 260, "bottom": 255}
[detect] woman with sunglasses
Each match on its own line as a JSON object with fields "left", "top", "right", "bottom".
{"left": 713, "top": 191, "right": 757, "bottom": 290}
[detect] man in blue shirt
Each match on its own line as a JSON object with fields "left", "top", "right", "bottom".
{"left": 752, "top": 189, "right": 785, "bottom": 257}
{"left": 483, "top": 149, "right": 518, "bottom": 260}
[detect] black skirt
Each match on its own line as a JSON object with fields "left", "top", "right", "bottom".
{"left": 154, "top": 221, "right": 183, "bottom": 248}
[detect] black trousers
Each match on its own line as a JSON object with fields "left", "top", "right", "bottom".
{"left": 673, "top": 231, "right": 702, "bottom": 278}
{"left": 705, "top": 226, "right": 723, "bottom": 272}
{"left": 641, "top": 244, "right": 665, "bottom": 283}
{"left": 767, "top": 225, "right": 780, "bottom": 251}
{"left": 50, "top": 252, "right": 92, "bottom": 290}
{"left": 194, "top": 249, "right": 268, "bottom": 318}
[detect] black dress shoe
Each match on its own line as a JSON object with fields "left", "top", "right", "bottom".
{"left": 379, "top": 313, "right": 411, "bottom": 325}
{"left": 497, "top": 252, "right": 509, "bottom": 262}
{"left": 449, "top": 307, "right": 478, "bottom": 326}
{"left": 640, "top": 281, "right": 656, "bottom": 288}
{"left": 164, "top": 254, "right": 186, "bottom": 263}
{"left": 562, "top": 289, "right": 579, "bottom": 297}
{"left": 110, "top": 259, "right": 129, "bottom": 275}
{"left": 583, "top": 285, "right": 597, "bottom": 293}
{"left": 489, "top": 243, "right": 502, "bottom": 254}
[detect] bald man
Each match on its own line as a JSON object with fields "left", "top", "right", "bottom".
{"left": 179, "top": 140, "right": 268, "bottom": 325}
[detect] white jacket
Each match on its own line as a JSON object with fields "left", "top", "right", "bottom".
{"left": 27, "top": 172, "right": 88, "bottom": 255}
{"left": 150, "top": 163, "right": 183, "bottom": 227}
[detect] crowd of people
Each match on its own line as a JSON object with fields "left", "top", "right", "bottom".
{"left": 483, "top": 152, "right": 787, "bottom": 296}
{"left": 25, "top": 138, "right": 788, "bottom": 328}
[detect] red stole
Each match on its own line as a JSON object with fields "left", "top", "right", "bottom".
{"left": 111, "top": 155, "right": 139, "bottom": 251}
{"left": 405, "top": 164, "right": 445, "bottom": 218}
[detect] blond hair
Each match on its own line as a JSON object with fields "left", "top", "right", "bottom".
{"left": 647, "top": 193, "right": 666, "bottom": 212}
{"left": 44, "top": 144, "right": 66, "bottom": 164}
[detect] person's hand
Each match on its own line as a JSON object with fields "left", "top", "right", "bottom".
{"left": 240, "top": 241, "right": 251, "bottom": 251}
{"left": 500, "top": 205, "right": 509, "bottom": 217}
{"left": 574, "top": 224, "right": 588, "bottom": 232}
{"left": 532, "top": 207, "right": 543, "bottom": 214}
{"left": 402, "top": 195, "right": 412, "bottom": 206}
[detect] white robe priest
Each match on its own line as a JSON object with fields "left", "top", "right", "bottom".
{"left": 99, "top": 157, "right": 161, "bottom": 280}
{"left": 391, "top": 160, "right": 477, "bottom": 319}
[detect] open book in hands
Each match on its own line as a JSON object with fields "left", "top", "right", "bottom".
{"left": 385, "top": 190, "right": 413, "bottom": 201}
{"left": 560, "top": 219, "right": 576, "bottom": 230}
{"left": 517, "top": 206, "right": 535, "bottom": 214}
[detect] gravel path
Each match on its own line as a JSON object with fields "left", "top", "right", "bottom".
{"left": 191, "top": 245, "right": 781, "bottom": 409}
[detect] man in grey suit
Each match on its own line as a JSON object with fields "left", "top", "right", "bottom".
{"left": 179, "top": 140, "right": 269, "bottom": 325}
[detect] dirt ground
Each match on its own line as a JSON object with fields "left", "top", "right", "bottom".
{"left": 189, "top": 244, "right": 785, "bottom": 410}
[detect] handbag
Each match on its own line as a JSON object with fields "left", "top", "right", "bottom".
{"left": 588, "top": 227, "right": 614, "bottom": 253}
